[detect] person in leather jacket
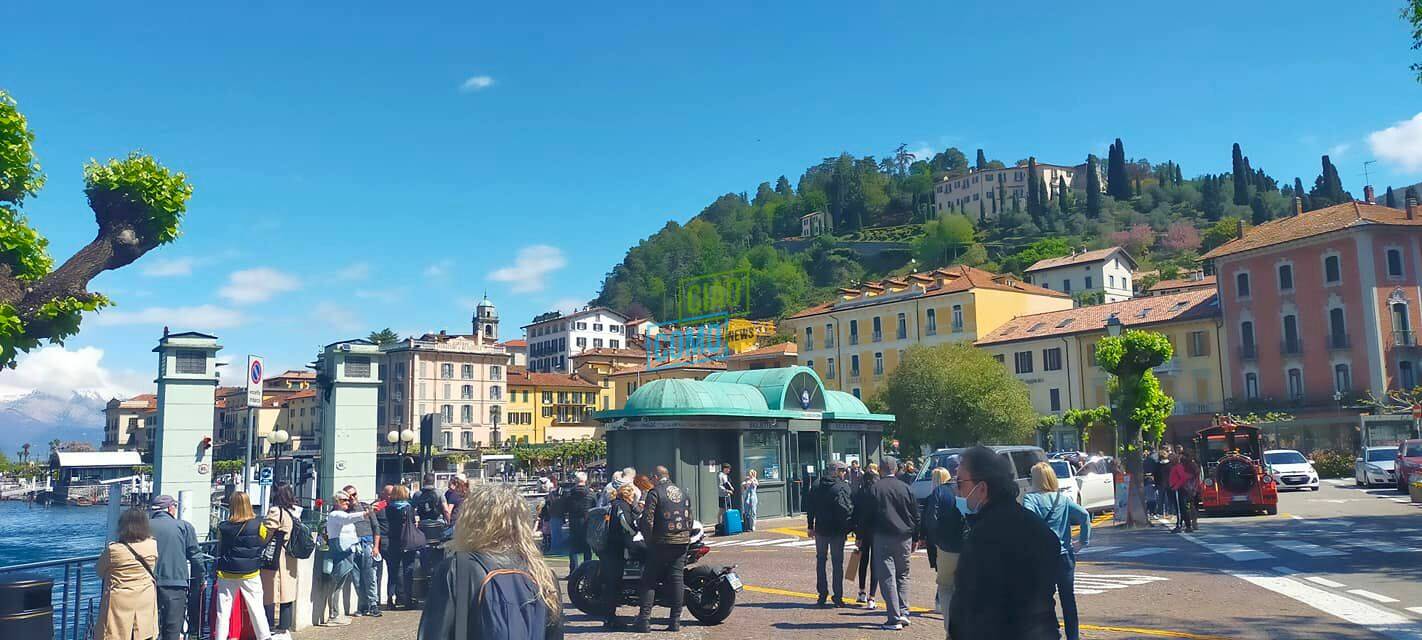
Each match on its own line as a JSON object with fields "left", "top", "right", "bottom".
{"left": 633, "top": 466, "right": 692, "bottom": 633}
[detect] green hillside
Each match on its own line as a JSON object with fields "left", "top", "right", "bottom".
{"left": 593, "top": 142, "right": 1355, "bottom": 322}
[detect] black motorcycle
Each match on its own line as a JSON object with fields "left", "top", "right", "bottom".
{"left": 567, "top": 521, "right": 742, "bottom": 625}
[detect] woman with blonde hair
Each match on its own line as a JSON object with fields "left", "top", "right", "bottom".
{"left": 214, "top": 491, "right": 272, "bottom": 640}
{"left": 418, "top": 481, "right": 564, "bottom": 639}
{"left": 921, "top": 466, "right": 963, "bottom": 629}
{"left": 741, "top": 469, "right": 759, "bottom": 532}
{"left": 1023, "top": 461, "right": 1091, "bottom": 640}
{"left": 600, "top": 482, "right": 642, "bottom": 629}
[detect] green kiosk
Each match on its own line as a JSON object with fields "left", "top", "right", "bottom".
{"left": 595, "top": 366, "right": 894, "bottom": 525}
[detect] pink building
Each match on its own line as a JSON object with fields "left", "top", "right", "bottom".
{"left": 1203, "top": 198, "right": 1422, "bottom": 448}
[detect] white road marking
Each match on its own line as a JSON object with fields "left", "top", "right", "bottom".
{"left": 1408, "top": 607, "right": 1422, "bottom": 616}
{"left": 1074, "top": 545, "right": 1119, "bottom": 555}
{"left": 1267, "top": 540, "right": 1347, "bottom": 557}
{"left": 1116, "top": 547, "right": 1170, "bottom": 558}
{"left": 1229, "top": 572, "right": 1422, "bottom": 639}
{"left": 1289, "top": 515, "right": 1305, "bottom": 520}
{"left": 1349, "top": 589, "right": 1401, "bottom": 604}
{"left": 739, "top": 538, "right": 797, "bottom": 547}
{"left": 1316, "top": 519, "right": 1357, "bottom": 527}
{"left": 1181, "top": 534, "right": 1274, "bottom": 561}
{"left": 1272, "top": 566, "right": 1301, "bottom": 575}
{"left": 1341, "top": 539, "right": 1422, "bottom": 554}
{"left": 1306, "top": 576, "right": 1347, "bottom": 588}
{"left": 784, "top": 539, "right": 819, "bottom": 548}
{"left": 1391, "top": 498, "right": 1413, "bottom": 504}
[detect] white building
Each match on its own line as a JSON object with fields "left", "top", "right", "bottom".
{"left": 933, "top": 162, "right": 1080, "bottom": 218}
{"left": 524, "top": 306, "right": 630, "bottom": 373}
{"left": 1024, "top": 247, "right": 1136, "bottom": 303}
{"left": 378, "top": 297, "right": 511, "bottom": 449}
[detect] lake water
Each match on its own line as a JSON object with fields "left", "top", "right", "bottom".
{"left": 0, "top": 501, "right": 110, "bottom": 637}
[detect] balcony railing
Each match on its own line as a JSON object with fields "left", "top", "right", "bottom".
{"left": 1395, "top": 330, "right": 1417, "bottom": 347}
{"left": 926, "top": 325, "right": 937, "bottom": 336}
{"left": 1280, "top": 339, "right": 1303, "bottom": 356}
{"left": 872, "top": 331, "right": 883, "bottom": 343}
{"left": 1326, "top": 333, "right": 1351, "bottom": 350}
{"left": 1239, "top": 344, "right": 1258, "bottom": 360}
{"left": 849, "top": 334, "right": 859, "bottom": 345}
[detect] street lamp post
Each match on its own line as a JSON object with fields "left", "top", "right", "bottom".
{"left": 387, "top": 428, "right": 416, "bottom": 487}
{"left": 266, "top": 429, "right": 290, "bottom": 485}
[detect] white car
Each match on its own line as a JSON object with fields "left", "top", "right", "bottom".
{"left": 1263, "top": 449, "right": 1320, "bottom": 491}
{"left": 1050, "top": 459, "right": 1115, "bottom": 513}
{"left": 1355, "top": 446, "right": 1397, "bottom": 487}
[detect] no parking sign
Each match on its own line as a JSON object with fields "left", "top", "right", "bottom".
{"left": 247, "top": 356, "right": 264, "bottom": 408}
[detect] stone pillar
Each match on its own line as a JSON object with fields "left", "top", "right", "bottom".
{"left": 316, "top": 340, "right": 382, "bottom": 502}
{"left": 152, "top": 332, "right": 221, "bottom": 541}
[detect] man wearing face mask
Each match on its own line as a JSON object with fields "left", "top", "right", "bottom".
{"left": 947, "top": 446, "right": 1060, "bottom": 640}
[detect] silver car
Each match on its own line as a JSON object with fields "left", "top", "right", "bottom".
{"left": 911, "top": 445, "right": 1046, "bottom": 500}
{"left": 1355, "top": 446, "right": 1397, "bottom": 487}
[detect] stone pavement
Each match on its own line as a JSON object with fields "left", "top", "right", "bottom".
{"left": 292, "top": 610, "right": 423, "bottom": 640}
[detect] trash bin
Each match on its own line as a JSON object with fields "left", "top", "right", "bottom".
{"left": 0, "top": 573, "right": 52, "bottom": 640}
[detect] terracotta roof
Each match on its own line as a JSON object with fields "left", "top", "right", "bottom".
{"left": 1146, "top": 274, "right": 1216, "bottom": 294}
{"left": 607, "top": 356, "right": 728, "bottom": 376}
{"left": 498, "top": 339, "right": 527, "bottom": 348}
{"left": 976, "top": 289, "right": 1219, "bottom": 346}
{"left": 726, "top": 342, "right": 798, "bottom": 359}
{"left": 574, "top": 347, "right": 647, "bottom": 359}
{"left": 1201, "top": 202, "right": 1419, "bottom": 260}
{"left": 281, "top": 390, "right": 318, "bottom": 402}
{"left": 270, "top": 370, "right": 315, "bottom": 379}
{"left": 1024, "top": 247, "right": 1133, "bottom": 272}
{"left": 787, "top": 264, "right": 1066, "bottom": 320}
{"left": 506, "top": 367, "right": 599, "bottom": 388}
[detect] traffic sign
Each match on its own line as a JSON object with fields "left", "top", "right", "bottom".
{"left": 247, "top": 356, "right": 264, "bottom": 408}
{"left": 258, "top": 467, "right": 273, "bottom": 486}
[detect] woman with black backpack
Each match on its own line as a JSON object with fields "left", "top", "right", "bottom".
{"left": 418, "top": 481, "right": 565, "bottom": 639}
{"left": 214, "top": 491, "right": 272, "bottom": 640}
{"left": 261, "top": 483, "right": 302, "bottom": 639}
{"left": 384, "top": 484, "right": 414, "bottom": 609}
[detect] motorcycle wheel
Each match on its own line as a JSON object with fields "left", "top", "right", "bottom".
{"left": 568, "top": 561, "right": 613, "bottom": 616}
{"left": 685, "top": 571, "right": 736, "bottom": 625}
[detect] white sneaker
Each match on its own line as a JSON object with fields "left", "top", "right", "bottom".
{"left": 330, "top": 616, "right": 352, "bottom": 626}
{"left": 881, "top": 622, "right": 903, "bottom": 631}
{"left": 865, "top": 597, "right": 876, "bottom": 610}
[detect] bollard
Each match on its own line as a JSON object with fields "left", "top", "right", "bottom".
{"left": 0, "top": 573, "right": 52, "bottom": 639}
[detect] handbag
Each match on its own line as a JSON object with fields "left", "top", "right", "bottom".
{"left": 402, "top": 505, "right": 428, "bottom": 551}
{"left": 260, "top": 511, "right": 289, "bottom": 570}
{"left": 846, "top": 548, "right": 862, "bottom": 581}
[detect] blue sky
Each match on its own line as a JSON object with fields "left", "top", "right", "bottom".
{"left": 2, "top": 1, "right": 1420, "bottom": 398}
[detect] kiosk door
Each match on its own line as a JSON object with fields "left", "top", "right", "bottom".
{"left": 787, "top": 431, "right": 821, "bottom": 514}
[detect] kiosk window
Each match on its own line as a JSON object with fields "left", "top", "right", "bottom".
{"left": 743, "top": 431, "right": 782, "bottom": 481}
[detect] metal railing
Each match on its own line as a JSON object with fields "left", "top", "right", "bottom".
{"left": 1239, "top": 343, "right": 1257, "bottom": 360}
{"left": 1327, "top": 333, "right": 1351, "bottom": 350}
{"left": 1395, "top": 330, "right": 1417, "bottom": 347}
{"left": 1280, "top": 339, "right": 1303, "bottom": 356}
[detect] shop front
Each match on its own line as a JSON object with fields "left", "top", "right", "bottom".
{"left": 595, "top": 366, "right": 894, "bottom": 524}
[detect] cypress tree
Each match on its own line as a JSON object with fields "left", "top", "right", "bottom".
{"left": 1293, "top": 177, "right": 1311, "bottom": 212}
{"left": 1174, "top": 164, "right": 1183, "bottom": 186}
{"left": 1133, "top": 176, "right": 1142, "bottom": 197}
{"left": 976, "top": 149, "right": 987, "bottom": 171}
{"left": 1232, "top": 143, "right": 1249, "bottom": 205}
{"left": 1107, "top": 139, "right": 1131, "bottom": 199}
{"left": 1250, "top": 192, "right": 1270, "bottom": 225}
{"left": 1386, "top": 186, "right": 1398, "bottom": 208}
{"left": 1086, "top": 155, "right": 1103, "bottom": 218}
{"left": 1026, "top": 157, "right": 1041, "bottom": 220}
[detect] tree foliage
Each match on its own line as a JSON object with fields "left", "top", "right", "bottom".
{"left": 913, "top": 213, "right": 977, "bottom": 268}
{"left": 367, "top": 328, "right": 400, "bottom": 345}
{"left": 0, "top": 90, "right": 192, "bottom": 368}
{"left": 1096, "top": 330, "right": 1174, "bottom": 526}
{"left": 883, "top": 343, "right": 1037, "bottom": 453}
{"left": 1063, "top": 406, "right": 1113, "bottom": 447}
{"left": 1406, "top": 0, "right": 1422, "bottom": 82}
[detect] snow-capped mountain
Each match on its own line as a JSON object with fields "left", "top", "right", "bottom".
{"left": 0, "top": 390, "right": 109, "bottom": 455}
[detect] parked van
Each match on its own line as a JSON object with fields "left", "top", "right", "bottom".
{"left": 910, "top": 445, "right": 1047, "bottom": 500}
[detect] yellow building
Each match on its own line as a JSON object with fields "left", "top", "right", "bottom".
{"left": 505, "top": 367, "right": 603, "bottom": 444}
{"left": 976, "top": 289, "right": 1229, "bottom": 449}
{"left": 782, "top": 265, "right": 1071, "bottom": 400}
{"left": 570, "top": 347, "right": 647, "bottom": 412}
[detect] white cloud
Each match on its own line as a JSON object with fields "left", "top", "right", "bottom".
{"left": 550, "top": 297, "right": 586, "bottom": 315}
{"left": 219, "top": 268, "right": 301, "bottom": 304}
{"left": 0, "top": 346, "right": 148, "bottom": 400}
{"left": 487, "top": 245, "right": 567, "bottom": 293}
{"left": 909, "top": 142, "right": 934, "bottom": 164}
{"left": 424, "top": 259, "right": 455, "bottom": 278}
{"left": 91, "top": 304, "right": 246, "bottom": 329}
{"left": 1327, "top": 143, "right": 1351, "bottom": 157}
{"left": 460, "top": 75, "right": 495, "bottom": 93}
{"left": 312, "top": 302, "right": 363, "bottom": 334}
{"left": 333, "top": 262, "right": 370, "bottom": 281}
{"left": 1369, "top": 112, "right": 1422, "bottom": 172}
{"left": 141, "top": 257, "right": 196, "bottom": 277}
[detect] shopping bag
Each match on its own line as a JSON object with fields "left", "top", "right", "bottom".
{"left": 846, "top": 548, "right": 862, "bottom": 581}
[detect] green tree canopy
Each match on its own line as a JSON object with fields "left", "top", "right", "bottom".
{"left": 912, "top": 213, "right": 976, "bottom": 268}
{"left": 368, "top": 328, "right": 400, "bottom": 345}
{"left": 883, "top": 342, "right": 1037, "bottom": 453}
{"left": 1095, "top": 329, "right": 1174, "bottom": 526}
{"left": 0, "top": 90, "right": 192, "bottom": 368}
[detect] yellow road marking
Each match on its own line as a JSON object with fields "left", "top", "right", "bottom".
{"left": 766, "top": 526, "right": 810, "bottom": 538}
{"left": 741, "top": 582, "right": 1228, "bottom": 639}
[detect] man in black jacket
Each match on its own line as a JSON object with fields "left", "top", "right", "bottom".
{"left": 560, "top": 471, "right": 597, "bottom": 573}
{"left": 948, "top": 446, "right": 1060, "bottom": 640}
{"left": 806, "top": 461, "right": 853, "bottom": 607}
{"left": 865, "top": 457, "right": 919, "bottom": 630}
{"left": 635, "top": 466, "right": 693, "bottom": 633}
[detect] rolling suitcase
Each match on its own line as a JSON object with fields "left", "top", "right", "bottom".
{"left": 721, "top": 509, "right": 744, "bottom": 535}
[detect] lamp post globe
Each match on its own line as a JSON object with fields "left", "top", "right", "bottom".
{"left": 386, "top": 430, "right": 400, "bottom": 444}
{"left": 400, "top": 428, "right": 416, "bottom": 444}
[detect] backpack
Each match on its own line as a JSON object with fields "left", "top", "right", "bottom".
{"left": 585, "top": 505, "right": 611, "bottom": 554}
{"left": 284, "top": 509, "right": 316, "bottom": 560}
{"left": 454, "top": 552, "right": 549, "bottom": 640}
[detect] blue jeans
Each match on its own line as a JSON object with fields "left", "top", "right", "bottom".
{"left": 549, "top": 516, "right": 565, "bottom": 554}
{"left": 353, "top": 539, "right": 378, "bottom": 614}
{"left": 1056, "top": 553, "right": 1079, "bottom": 640}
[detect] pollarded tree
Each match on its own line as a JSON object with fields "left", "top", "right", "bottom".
{"left": 883, "top": 342, "right": 1037, "bottom": 455}
{"left": 1095, "top": 329, "right": 1174, "bottom": 527}
{"left": 0, "top": 90, "right": 192, "bottom": 368}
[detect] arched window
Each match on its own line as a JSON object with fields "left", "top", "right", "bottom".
{"left": 1245, "top": 373, "right": 1259, "bottom": 399}
{"left": 1286, "top": 368, "right": 1304, "bottom": 399}
{"left": 1236, "top": 272, "right": 1251, "bottom": 298}
{"left": 1334, "top": 364, "right": 1351, "bottom": 392}
{"left": 1394, "top": 303, "right": 1412, "bottom": 345}
{"left": 1328, "top": 308, "right": 1347, "bottom": 348}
